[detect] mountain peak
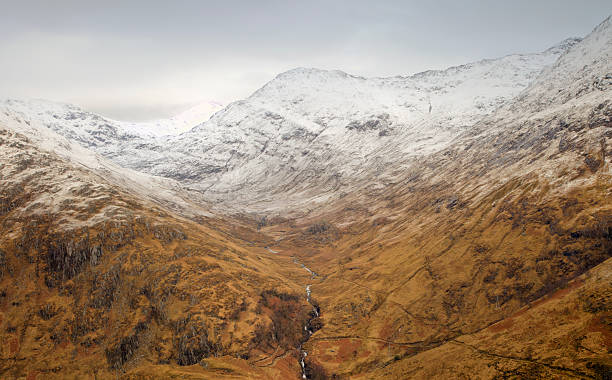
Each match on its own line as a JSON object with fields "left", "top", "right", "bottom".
{"left": 270, "top": 67, "right": 360, "bottom": 84}
{"left": 594, "top": 14, "right": 612, "bottom": 32}
{"left": 544, "top": 37, "right": 582, "bottom": 54}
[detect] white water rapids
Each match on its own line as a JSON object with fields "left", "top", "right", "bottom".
{"left": 294, "top": 258, "right": 318, "bottom": 379}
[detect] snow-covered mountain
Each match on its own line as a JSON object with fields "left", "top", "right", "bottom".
{"left": 1, "top": 14, "right": 611, "bottom": 380}
{"left": 432, "top": 15, "right": 611, "bottom": 194}
{"left": 0, "top": 98, "right": 223, "bottom": 140}
{"left": 300, "top": 18, "right": 611, "bottom": 379}
{"left": 0, "top": 99, "right": 218, "bottom": 218}
{"left": 457, "top": 15, "right": 612, "bottom": 168}
{"left": 0, "top": 39, "right": 580, "bottom": 213}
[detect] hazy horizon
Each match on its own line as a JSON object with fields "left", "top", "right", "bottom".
{"left": 1, "top": 1, "right": 610, "bottom": 121}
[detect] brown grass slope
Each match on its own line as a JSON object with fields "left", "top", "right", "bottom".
{"left": 0, "top": 128, "right": 318, "bottom": 379}
{"left": 271, "top": 20, "right": 612, "bottom": 378}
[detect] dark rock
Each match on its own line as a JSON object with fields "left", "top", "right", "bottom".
{"left": 174, "top": 316, "right": 214, "bottom": 366}
{"left": 105, "top": 321, "right": 148, "bottom": 369}
{"left": 38, "top": 304, "right": 59, "bottom": 320}
{"left": 558, "top": 135, "right": 572, "bottom": 152}
{"left": 0, "top": 248, "right": 5, "bottom": 277}
{"left": 446, "top": 196, "right": 459, "bottom": 209}
{"left": 584, "top": 154, "right": 601, "bottom": 172}
{"left": 346, "top": 113, "right": 390, "bottom": 132}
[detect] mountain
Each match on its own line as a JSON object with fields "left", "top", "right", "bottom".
{"left": 0, "top": 16, "right": 610, "bottom": 380}
{"left": 288, "top": 16, "right": 611, "bottom": 378}
{"left": 0, "top": 105, "right": 323, "bottom": 379}
{"left": 0, "top": 39, "right": 579, "bottom": 214}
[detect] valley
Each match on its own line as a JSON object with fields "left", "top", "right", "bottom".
{"left": 0, "top": 15, "right": 610, "bottom": 380}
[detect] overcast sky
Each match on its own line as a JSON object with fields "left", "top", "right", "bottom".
{"left": 1, "top": 1, "right": 610, "bottom": 121}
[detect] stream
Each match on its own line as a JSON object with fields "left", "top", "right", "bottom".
{"left": 294, "top": 257, "right": 320, "bottom": 379}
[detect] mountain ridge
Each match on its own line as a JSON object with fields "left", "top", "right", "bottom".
{"left": 0, "top": 16, "right": 610, "bottom": 379}
{"left": 1, "top": 38, "right": 580, "bottom": 216}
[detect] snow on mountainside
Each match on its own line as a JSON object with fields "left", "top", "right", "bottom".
{"left": 465, "top": 16, "right": 611, "bottom": 144}
{"left": 0, "top": 39, "right": 580, "bottom": 213}
{"left": 0, "top": 102, "right": 213, "bottom": 218}
{"left": 0, "top": 98, "right": 222, "bottom": 140}
{"left": 138, "top": 40, "right": 580, "bottom": 209}
{"left": 125, "top": 100, "right": 224, "bottom": 136}
{"left": 438, "top": 16, "right": 612, "bottom": 197}
{"left": 512, "top": 16, "right": 611, "bottom": 111}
